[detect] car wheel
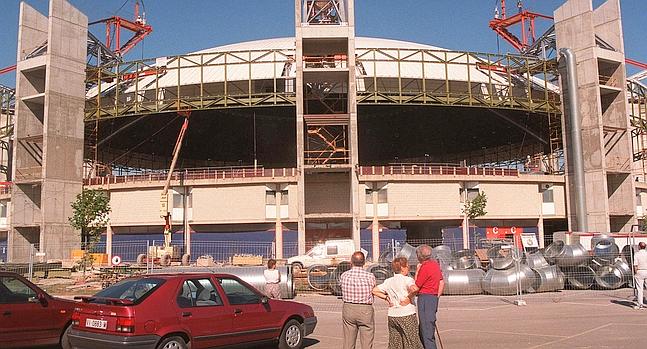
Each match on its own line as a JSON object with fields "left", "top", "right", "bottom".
{"left": 60, "top": 324, "right": 72, "bottom": 349}
{"left": 279, "top": 319, "right": 304, "bottom": 349}
{"left": 157, "top": 336, "right": 187, "bottom": 349}
{"left": 292, "top": 262, "right": 304, "bottom": 273}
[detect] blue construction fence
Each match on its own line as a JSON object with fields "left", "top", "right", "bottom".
{"left": 98, "top": 229, "right": 408, "bottom": 263}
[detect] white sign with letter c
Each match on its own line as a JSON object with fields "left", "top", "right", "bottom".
{"left": 111, "top": 255, "right": 122, "bottom": 266}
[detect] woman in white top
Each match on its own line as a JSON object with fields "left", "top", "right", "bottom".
{"left": 264, "top": 259, "right": 281, "bottom": 299}
{"left": 372, "top": 257, "right": 423, "bottom": 349}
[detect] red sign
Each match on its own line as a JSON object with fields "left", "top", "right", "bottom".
{"left": 486, "top": 226, "right": 524, "bottom": 240}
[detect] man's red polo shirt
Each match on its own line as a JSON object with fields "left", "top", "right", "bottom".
{"left": 415, "top": 259, "right": 443, "bottom": 295}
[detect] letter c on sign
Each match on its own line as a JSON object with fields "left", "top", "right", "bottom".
{"left": 492, "top": 227, "right": 499, "bottom": 234}
{"left": 111, "top": 256, "right": 122, "bottom": 266}
{"left": 510, "top": 227, "right": 516, "bottom": 233}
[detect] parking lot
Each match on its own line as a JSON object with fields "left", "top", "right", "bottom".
{"left": 299, "top": 289, "right": 647, "bottom": 348}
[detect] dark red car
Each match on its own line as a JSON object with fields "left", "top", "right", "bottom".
{"left": 68, "top": 273, "right": 316, "bottom": 349}
{"left": 0, "top": 271, "right": 76, "bottom": 348}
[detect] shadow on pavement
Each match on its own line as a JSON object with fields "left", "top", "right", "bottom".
{"left": 611, "top": 299, "right": 637, "bottom": 308}
{"left": 304, "top": 338, "right": 321, "bottom": 347}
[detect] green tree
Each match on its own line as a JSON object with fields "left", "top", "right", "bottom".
{"left": 464, "top": 191, "right": 488, "bottom": 221}
{"left": 69, "top": 189, "right": 111, "bottom": 274}
{"left": 463, "top": 191, "right": 488, "bottom": 241}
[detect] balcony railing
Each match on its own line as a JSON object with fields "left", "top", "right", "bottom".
{"left": 359, "top": 165, "right": 519, "bottom": 177}
{"left": 84, "top": 167, "right": 298, "bottom": 186}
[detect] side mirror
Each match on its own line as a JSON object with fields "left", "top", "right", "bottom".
{"left": 261, "top": 296, "right": 269, "bottom": 304}
{"left": 38, "top": 293, "right": 48, "bottom": 306}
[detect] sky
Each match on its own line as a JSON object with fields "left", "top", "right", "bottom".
{"left": 0, "top": 0, "right": 645, "bottom": 87}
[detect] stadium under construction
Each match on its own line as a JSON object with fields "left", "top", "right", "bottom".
{"left": 1, "top": 0, "right": 647, "bottom": 263}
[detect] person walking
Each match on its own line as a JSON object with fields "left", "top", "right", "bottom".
{"left": 263, "top": 259, "right": 281, "bottom": 299}
{"left": 340, "top": 251, "right": 376, "bottom": 349}
{"left": 373, "top": 257, "right": 424, "bottom": 349}
{"left": 405, "top": 245, "right": 444, "bottom": 349}
{"left": 634, "top": 242, "right": 647, "bottom": 309}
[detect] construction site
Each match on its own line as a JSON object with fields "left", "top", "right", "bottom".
{"left": 0, "top": 0, "right": 644, "bottom": 275}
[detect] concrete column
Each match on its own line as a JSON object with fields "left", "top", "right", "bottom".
{"left": 183, "top": 186, "right": 191, "bottom": 257}
{"left": 538, "top": 188, "right": 545, "bottom": 248}
{"left": 275, "top": 190, "right": 283, "bottom": 259}
{"left": 106, "top": 223, "right": 112, "bottom": 262}
{"left": 538, "top": 218, "right": 545, "bottom": 248}
{"left": 295, "top": 0, "right": 306, "bottom": 256}
{"left": 371, "top": 189, "right": 379, "bottom": 261}
{"left": 462, "top": 215, "right": 469, "bottom": 249}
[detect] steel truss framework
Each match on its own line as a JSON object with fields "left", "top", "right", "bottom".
{"left": 84, "top": 48, "right": 562, "bottom": 121}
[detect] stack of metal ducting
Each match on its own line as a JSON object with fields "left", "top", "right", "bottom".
{"left": 481, "top": 246, "right": 534, "bottom": 296}
{"left": 540, "top": 239, "right": 634, "bottom": 290}
{"left": 442, "top": 248, "right": 485, "bottom": 295}
{"left": 525, "top": 251, "right": 565, "bottom": 293}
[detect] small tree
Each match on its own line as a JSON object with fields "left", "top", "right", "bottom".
{"left": 69, "top": 189, "right": 111, "bottom": 275}
{"left": 463, "top": 191, "right": 488, "bottom": 240}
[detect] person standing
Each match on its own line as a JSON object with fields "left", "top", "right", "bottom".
{"left": 405, "top": 245, "right": 444, "bottom": 349}
{"left": 634, "top": 242, "right": 647, "bottom": 309}
{"left": 340, "top": 251, "right": 376, "bottom": 349}
{"left": 373, "top": 257, "right": 423, "bottom": 349}
{"left": 263, "top": 259, "right": 281, "bottom": 299}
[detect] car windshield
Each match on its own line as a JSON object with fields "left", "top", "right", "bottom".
{"left": 307, "top": 245, "right": 324, "bottom": 257}
{"left": 93, "top": 278, "right": 165, "bottom": 304}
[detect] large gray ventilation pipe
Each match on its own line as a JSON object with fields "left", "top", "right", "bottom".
{"left": 560, "top": 48, "right": 588, "bottom": 232}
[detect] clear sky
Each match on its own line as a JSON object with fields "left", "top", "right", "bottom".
{"left": 0, "top": 0, "right": 645, "bottom": 87}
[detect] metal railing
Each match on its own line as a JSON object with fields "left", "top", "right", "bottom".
{"left": 359, "top": 165, "right": 519, "bottom": 176}
{"left": 84, "top": 167, "right": 298, "bottom": 186}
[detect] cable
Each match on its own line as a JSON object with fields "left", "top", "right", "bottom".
{"left": 113, "top": 0, "right": 130, "bottom": 16}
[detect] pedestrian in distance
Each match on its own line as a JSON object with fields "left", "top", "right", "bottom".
{"left": 634, "top": 242, "right": 647, "bottom": 309}
{"left": 404, "top": 244, "right": 445, "bottom": 349}
{"left": 340, "top": 251, "right": 376, "bottom": 349}
{"left": 373, "top": 257, "right": 424, "bottom": 349}
{"left": 263, "top": 259, "right": 281, "bottom": 299}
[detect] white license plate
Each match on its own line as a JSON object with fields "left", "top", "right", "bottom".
{"left": 85, "top": 318, "right": 108, "bottom": 330}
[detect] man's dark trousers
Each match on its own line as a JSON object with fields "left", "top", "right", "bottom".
{"left": 418, "top": 294, "right": 438, "bottom": 349}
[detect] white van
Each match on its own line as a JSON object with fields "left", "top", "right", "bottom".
{"left": 287, "top": 239, "right": 367, "bottom": 270}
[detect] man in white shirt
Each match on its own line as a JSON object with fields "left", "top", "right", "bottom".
{"left": 634, "top": 242, "right": 647, "bottom": 309}
{"left": 373, "top": 257, "right": 423, "bottom": 349}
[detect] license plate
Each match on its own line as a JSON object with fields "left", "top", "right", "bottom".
{"left": 85, "top": 318, "right": 107, "bottom": 330}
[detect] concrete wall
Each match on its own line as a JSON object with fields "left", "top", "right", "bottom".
{"left": 94, "top": 177, "right": 571, "bottom": 227}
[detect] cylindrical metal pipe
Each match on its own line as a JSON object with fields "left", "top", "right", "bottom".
{"left": 154, "top": 266, "right": 295, "bottom": 299}
{"left": 482, "top": 264, "right": 534, "bottom": 296}
{"left": 559, "top": 48, "right": 587, "bottom": 232}
{"left": 442, "top": 269, "right": 485, "bottom": 295}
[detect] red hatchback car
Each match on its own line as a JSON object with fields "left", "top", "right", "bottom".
{"left": 67, "top": 273, "right": 316, "bottom": 349}
{"left": 0, "top": 271, "right": 76, "bottom": 349}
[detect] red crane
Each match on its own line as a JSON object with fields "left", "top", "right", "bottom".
{"left": 90, "top": 0, "right": 153, "bottom": 57}
{"left": 489, "top": 0, "right": 647, "bottom": 74}
{"left": 489, "top": 0, "right": 553, "bottom": 52}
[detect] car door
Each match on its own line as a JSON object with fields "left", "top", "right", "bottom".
{"left": 216, "top": 277, "right": 283, "bottom": 343}
{"left": 176, "top": 277, "right": 234, "bottom": 349}
{"left": 0, "top": 276, "right": 55, "bottom": 347}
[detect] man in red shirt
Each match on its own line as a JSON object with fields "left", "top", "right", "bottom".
{"left": 405, "top": 244, "right": 445, "bottom": 349}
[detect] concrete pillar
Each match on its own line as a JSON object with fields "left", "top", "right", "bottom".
{"left": 371, "top": 189, "right": 379, "bottom": 262}
{"left": 295, "top": 0, "right": 306, "bottom": 256}
{"left": 462, "top": 216, "right": 469, "bottom": 249}
{"left": 537, "top": 218, "right": 545, "bottom": 248}
{"left": 275, "top": 190, "right": 283, "bottom": 259}
{"left": 106, "top": 223, "right": 112, "bottom": 262}
{"left": 183, "top": 186, "right": 191, "bottom": 257}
